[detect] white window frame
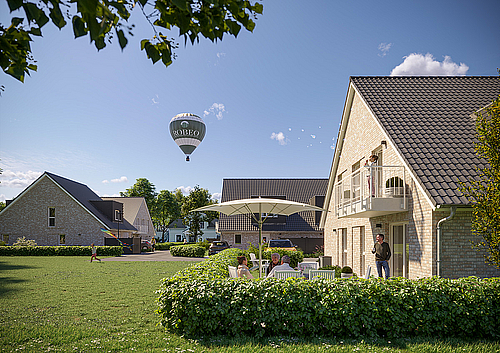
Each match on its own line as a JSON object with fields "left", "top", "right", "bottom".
{"left": 48, "top": 207, "right": 56, "bottom": 227}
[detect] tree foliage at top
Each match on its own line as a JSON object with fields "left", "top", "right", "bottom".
{"left": 120, "top": 177, "right": 158, "bottom": 211}
{"left": 0, "top": 0, "right": 263, "bottom": 82}
{"left": 181, "top": 185, "right": 217, "bottom": 241}
{"left": 460, "top": 92, "right": 500, "bottom": 268}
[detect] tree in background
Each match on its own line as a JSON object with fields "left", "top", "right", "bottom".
{"left": 153, "top": 190, "right": 181, "bottom": 242}
{"left": 460, "top": 92, "right": 500, "bottom": 268}
{"left": 181, "top": 185, "right": 217, "bottom": 242}
{"left": 1, "top": 0, "right": 263, "bottom": 83}
{"left": 0, "top": 202, "right": 5, "bottom": 212}
{"left": 120, "top": 178, "right": 158, "bottom": 212}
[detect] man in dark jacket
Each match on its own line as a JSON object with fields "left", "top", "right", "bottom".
{"left": 372, "top": 234, "right": 391, "bottom": 279}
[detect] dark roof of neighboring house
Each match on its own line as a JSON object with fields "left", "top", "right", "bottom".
{"left": 45, "top": 172, "right": 136, "bottom": 230}
{"left": 350, "top": 76, "right": 500, "bottom": 206}
{"left": 220, "top": 178, "right": 328, "bottom": 232}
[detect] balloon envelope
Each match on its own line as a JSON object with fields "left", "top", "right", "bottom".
{"left": 169, "top": 113, "right": 206, "bottom": 161}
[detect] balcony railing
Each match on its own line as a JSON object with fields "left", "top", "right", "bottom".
{"left": 334, "top": 165, "right": 407, "bottom": 218}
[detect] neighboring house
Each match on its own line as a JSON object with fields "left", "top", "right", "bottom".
{"left": 320, "top": 76, "right": 500, "bottom": 279}
{"left": 0, "top": 172, "right": 137, "bottom": 246}
{"left": 102, "top": 197, "right": 155, "bottom": 242}
{"left": 219, "top": 178, "right": 328, "bottom": 252}
{"left": 156, "top": 218, "right": 219, "bottom": 242}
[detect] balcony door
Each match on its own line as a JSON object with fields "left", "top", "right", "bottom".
{"left": 389, "top": 223, "right": 408, "bottom": 278}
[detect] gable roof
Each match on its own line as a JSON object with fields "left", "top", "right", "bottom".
{"left": 323, "top": 76, "right": 500, "bottom": 217}
{"left": 3, "top": 172, "right": 136, "bottom": 230}
{"left": 101, "top": 197, "right": 150, "bottom": 225}
{"left": 219, "top": 178, "right": 328, "bottom": 232}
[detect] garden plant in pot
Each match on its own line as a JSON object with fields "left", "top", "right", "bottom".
{"left": 340, "top": 266, "right": 353, "bottom": 278}
{"left": 384, "top": 176, "right": 404, "bottom": 197}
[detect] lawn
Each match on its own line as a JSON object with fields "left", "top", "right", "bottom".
{"left": 1, "top": 256, "right": 499, "bottom": 352}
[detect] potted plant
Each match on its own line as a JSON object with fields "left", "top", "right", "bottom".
{"left": 340, "top": 266, "right": 353, "bottom": 278}
{"left": 384, "top": 176, "right": 404, "bottom": 197}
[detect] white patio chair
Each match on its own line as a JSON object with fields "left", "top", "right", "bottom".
{"left": 275, "top": 270, "right": 302, "bottom": 279}
{"left": 298, "top": 261, "right": 319, "bottom": 277}
{"left": 249, "top": 253, "right": 269, "bottom": 274}
{"left": 310, "top": 270, "right": 336, "bottom": 280}
{"left": 364, "top": 265, "right": 371, "bottom": 279}
{"left": 228, "top": 265, "right": 238, "bottom": 278}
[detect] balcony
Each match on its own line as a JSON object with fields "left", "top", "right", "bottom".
{"left": 334, "top": 165, "right": 407, "bottom": 218}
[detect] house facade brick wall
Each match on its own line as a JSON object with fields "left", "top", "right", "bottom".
{"left": 222, "top": 231, "right": 323, "bottom": 250}
{"left": 0, "top": 176, "right": 108, "bottom": 246}
{"left": 324, "top": 87, "right": 500, "bottom": 279}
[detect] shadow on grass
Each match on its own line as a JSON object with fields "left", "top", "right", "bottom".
{"left": 0, "top": 260, "right": 37, "bottom": 297}
{"left": 192, "top": 335, "right": 500, "bottom": 350}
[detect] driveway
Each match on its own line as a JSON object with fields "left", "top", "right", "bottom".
{"left": 101, "top": 250, "right": 208, "bottom": 262}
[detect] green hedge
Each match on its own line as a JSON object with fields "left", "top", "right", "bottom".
{"left": 0, "top": 246, "right": 123, "bottom": 256}
{"left": 156, "top": 242, "right": 184, "bottom": 250}
{"left": 262, "top": 249, "right": 304, "bottom": 268}
{"left": 157, "top": 275, "right": 500, "bottom": 339}
{"left": 170, "top": 245, "right": 206, "bottom": 258}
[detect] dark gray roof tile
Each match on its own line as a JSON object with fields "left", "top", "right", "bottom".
{"left": 351, "top": 76, "right": 500, "bottom": 206}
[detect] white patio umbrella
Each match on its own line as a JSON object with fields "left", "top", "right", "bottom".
{"left": 192, "top": 197, "right": 326, "bottom": 277}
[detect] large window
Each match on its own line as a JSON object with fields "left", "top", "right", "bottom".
{"left": 48, "top": 207, "right": 56, "bottom": 227}
{"left": 59, "top": 234, "right": 66, "bottom": 245}
{"left": 2, "top": 234, "right": 9, "bottom": 244}
{"left": 340, "top": 228, "right": 347, "bottom": 266}
{"left": 235, "top": 234, "right": 242, "bottom": 244}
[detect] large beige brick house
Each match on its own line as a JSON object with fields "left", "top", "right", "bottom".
{"left": 0, "top": 172, "right": 144, "bottom": 246}
{"left": 220, "top": 178, "right": 328, "bottom": 253}
{"left": 320, "top": 76, "right": 500, "bottom": 279}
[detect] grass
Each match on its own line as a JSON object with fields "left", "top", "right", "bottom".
{"left": 0, "top": 256, "right": 499, "bottom": 352}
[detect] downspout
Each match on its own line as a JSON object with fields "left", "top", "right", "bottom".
{"left": 436, "top": 206, "right": 457, "bottom": 277}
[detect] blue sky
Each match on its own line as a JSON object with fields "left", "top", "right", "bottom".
{"left": 1, "top": 0, "right": 499, "bottom": 202}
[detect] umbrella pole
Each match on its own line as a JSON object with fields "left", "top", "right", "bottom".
{"left": 259, "top": 204, "right": 262, "bottom": 278}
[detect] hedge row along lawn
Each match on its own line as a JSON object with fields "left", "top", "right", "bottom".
{"left": 170, "top": 244, "right": 206, "bottom": 257}
{"left": 0, "top": 245, "right": 123, "bottom": 256}
{"left": 158, "top": 249, "right": 500, "bottom": 339}
{"left": 1, "top": 256, "right": 499, "bottom": 352}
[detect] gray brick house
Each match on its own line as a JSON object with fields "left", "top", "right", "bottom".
{"left": 219, "top": 178, "right": 328, "bottom": 253}
{"left": 321, "top": 76, "right": 500, "bottom": 279}
{"left": 0, "top": 172, "right": 138, "bottom": 246}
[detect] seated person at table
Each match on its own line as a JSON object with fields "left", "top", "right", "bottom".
{"left": 267, "top": 255, "right": 294, "bottom": 278}
{"left": 237, "top": 256, "right": 254, "bottom": 279}
{"left": 266, "top": 252, "right": 281, "bottom": 276}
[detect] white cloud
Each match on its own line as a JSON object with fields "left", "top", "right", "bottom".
{"left": 176, "top": 186, "right": 194, "bottom": 195}
{"left": 378, "top": 42, "right": 393, "bottom": 57}
{"left": 204, "top": 103, "right": 226, "bottom": 120}
{"left": 0, "top": 170, "right": 42, "bottom": 189}
{"left": 102, "top": 176, "right": 128, "bottom": 184}
{"left": 0, "top": 194, "right": 6, "bottom": 202}
{"left": 217, "top": 52, "right": 226, "bottom": 59}
{"left": 101, "top": 193, "right": 121, "bottom": 197}
{"left": 270, "top": 132, "right": 289, "bottom": 146}
{"left": 390, "top": 53, "right": 469, "bottom": 76}
{"left": 151, "top": 94, "right": 159, "bottom": 105}
{"left": 211, "top": 192, "right": 222, "bottom": 201}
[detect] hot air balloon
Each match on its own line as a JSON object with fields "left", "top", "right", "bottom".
{"left": 169, "top": 113, "right": 206, "bottom": 161}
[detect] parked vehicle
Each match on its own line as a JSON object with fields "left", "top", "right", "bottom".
{"left": 141, "top": 240, "right": 152, "bottom": 251}
{"left": 208, "top": 241, "right": 230, "bottom": 255}
{"left": 267, "top": 239, "right": 297, "bottom": 251}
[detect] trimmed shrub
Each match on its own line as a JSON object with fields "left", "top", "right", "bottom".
{"left": 341, "top": 266, "right": 353, "bottom": 273}
{"left": 262, "top": 249, "right": 304, "bottom": 268}
{"left": 157, "top": 275, "right": 500, "bottom": 339}
{"left": 319, "top": 265, "right": 341, "bottom": 278}
{"left": 0, "top": 246, "right": 122, "bottom": 256}
{"left": 156, "top": 242, "right": 183, "bottom": 250}
{"left": 170, "top": 245, "right": 205, "bottom": 258}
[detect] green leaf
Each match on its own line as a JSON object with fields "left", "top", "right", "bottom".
{"left": 7, "top": 0, "right": 23, "bottom": 11}
{"left": 11, "top": 17, "right": 24, "bottom": 27}
{"left": 29, "top": 27, "right": 42, "bottom": 36}
{"left": 23, "top": 3, "right": 49, "bottom": 28}
{"left": 72, "top": 16, "right": 87, "bottom": 38}
{"left": 116, "top": 29, "right": 127, "bottom": 50}
{"left": 49, "top": 5, "right": 67, "bottom": 29}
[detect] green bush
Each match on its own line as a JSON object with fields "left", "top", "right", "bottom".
{"left": 262, "top": 249, "right": 304, "bottom": 268}
{"left": 0, "top": 240, "right": 5, "bottom": 246}
{"left": 170, "top": 245, "right": 205, "bottom": 257}
{"left": 157, "top": 275, "right": 500, "bottom": 339}
{"left": 196, "top": 239, "right": 211, "bottom": 250}
{"left": 341, "top": 266, "right": 353, "bottom": 273}
{"left": 0, "top": 246, "right": 122, "bottom": 256}
{"left": 155, "top": 242, "right": 183, "bottom": 250}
